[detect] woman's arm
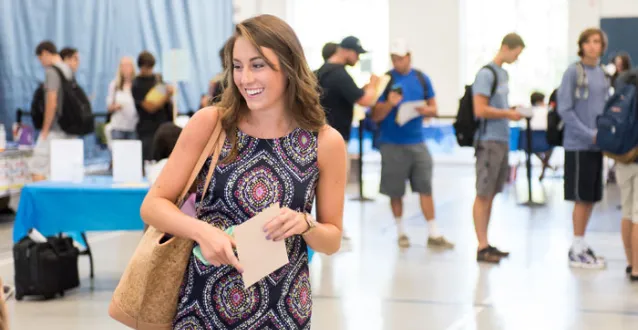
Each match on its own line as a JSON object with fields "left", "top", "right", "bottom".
{"left": 262, "top": 125, "right": 345, "bottom": 255}
{"left": 140, "top": 106, "right": 242, "bottom": 270}
{"left": 302, "top": 125, "right": 346, "bottom": 254}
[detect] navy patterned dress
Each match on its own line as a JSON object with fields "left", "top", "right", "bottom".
{"left": 173, "top": 127, "right": 318, "bottom": 330}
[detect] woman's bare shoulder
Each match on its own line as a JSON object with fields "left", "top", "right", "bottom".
{"left": 175, "top": 106, "right": 223, "bottom": 148}
{"left": 317, "top": 125, "right": 346, "bottom": 161}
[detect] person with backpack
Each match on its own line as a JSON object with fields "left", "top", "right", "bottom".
{"left": 370, "top": 38, "right": 454, "bottom": 249}
{"left": 611, "top": 69, "right": 638, "bottom": 281}
{"left": 29, "top": 41, "right": 78, "bottom": 182}
{"left": 471, "top": 33, "right": 525, "bottom": 263}
{"left": 60, "top": 47, "right": 80, "bottom": 73}
{"left": 557, "top": 28, "right": 610, "bottom": 269}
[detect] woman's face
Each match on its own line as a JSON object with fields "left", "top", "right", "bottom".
{"left": 232, "top": 37, "right": 287, "bottom": 112}
{"left": 120, "top": 58, "right": 135, "bottom": 79}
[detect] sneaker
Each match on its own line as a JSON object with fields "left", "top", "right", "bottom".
{"left": 477, "top": 247, "right": 502, "bottom": 263}
{"left": 568, "top": 248, "right": 606, "bottom": 269}
{"left": 397, "top": 234, "right": 410, "bottom": 248}
{"left": 427, "top": 236, "right": 455, "bottom": 249}
{"left": 488, "top": 245, "right": 509, "bottom": 257}
{"left": 2, "top": 284, "right": 14, "bottom": 301}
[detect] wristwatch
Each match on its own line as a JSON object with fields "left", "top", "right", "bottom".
{"left": 300, "top": 212, "right": 316, "bottom": 236}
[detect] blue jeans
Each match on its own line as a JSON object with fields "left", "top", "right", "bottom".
{"left": 111, "top": 130, "right": 137, "bottom": 140}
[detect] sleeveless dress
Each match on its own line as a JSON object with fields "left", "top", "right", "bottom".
{"left": 173, "top": 127, "right": 319, "bottom": 330}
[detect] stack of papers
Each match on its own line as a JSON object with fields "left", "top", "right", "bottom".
{"left": 372, "top": 74, "right": 392, "bottom": 102}
{"left": 395, "top": 100, "right": 426, "bottom": 126}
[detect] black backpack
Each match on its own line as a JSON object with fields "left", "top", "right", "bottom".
{"left": 453, "top": 65, "right": 498, "bottom": 147}
{"left": 51, "top": 66, "right": 94, "bottom": 135}
{"left": 546, "top": 88, "right": 563, "bottom": 146}
{"left": 30, "top": 83, "right": 46, "bottom": 129}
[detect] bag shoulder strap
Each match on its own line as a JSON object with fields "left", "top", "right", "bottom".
{"left": 177, "top": 111, "right": 226, "bottom": 205}
{"left": 481, "top": 65, "right": 498, "bottom": 97}
{"left": 50, "top": 65, "right": 71, "bottom": 85}
{"left": 412, "top": 69, "right": 430, "bottom": 99}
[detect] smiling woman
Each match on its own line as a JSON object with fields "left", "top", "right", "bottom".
{"left": 139, "top": 14, "right": 346, "bottom": 329}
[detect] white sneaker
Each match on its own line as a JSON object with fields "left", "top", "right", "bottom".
{"left": 568, "top": 248, "right": 606, "bottom": 269}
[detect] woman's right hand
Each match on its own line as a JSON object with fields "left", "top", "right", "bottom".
{"left": 196, "top": 224, "right": 244, "bottom": 273}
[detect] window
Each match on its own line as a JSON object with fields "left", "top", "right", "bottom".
{"left": 461, "top": 0, "right": 569, "bottom": 105}
{"left": 286, "top": 0, "right": 389, "bottom": 85}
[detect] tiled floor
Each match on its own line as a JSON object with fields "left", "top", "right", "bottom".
{"left": 1, "top": 164, "right": 638, "bottom": 329}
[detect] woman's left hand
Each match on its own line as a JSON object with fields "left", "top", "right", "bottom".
{"left": 263, "top": 207, "right": 309, "bottom": 241}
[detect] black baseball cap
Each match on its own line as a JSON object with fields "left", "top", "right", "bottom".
{"left": 340, "top": 36, "right": 367, "bottom": 54}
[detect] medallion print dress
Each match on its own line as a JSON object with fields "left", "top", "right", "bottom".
{"left": 173, "top": 127, "right": 318, "bottom": 330}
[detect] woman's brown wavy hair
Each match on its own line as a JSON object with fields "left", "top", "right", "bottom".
{"left": 215, "top": 14, "right": 326, "bottom": 164}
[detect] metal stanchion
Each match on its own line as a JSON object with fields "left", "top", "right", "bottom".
{"left": 350, "top": 120, "right": 374, "bottom": 202}
{"left": 518, "top": 118, "right": 545, "bottom": 206}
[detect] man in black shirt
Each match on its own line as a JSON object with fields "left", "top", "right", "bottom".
{"left": 132, "top": 51, "right": 174, "bottom": 160}
{"left": 316, "top": 36, "right": 379, "bottom": 142}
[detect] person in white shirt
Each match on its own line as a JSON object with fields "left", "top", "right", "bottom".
{"left": 106, "top": 56, "right": 138, "bottom": 140}
{"left": 525, "top": 92, "right": 554, "bottom": 180}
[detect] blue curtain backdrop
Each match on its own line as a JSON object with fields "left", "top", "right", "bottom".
{"left": 0, "top": 0, "right": 233, "bottom": 145}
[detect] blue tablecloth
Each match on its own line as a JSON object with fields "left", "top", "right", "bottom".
{"left": 11, "top": 175, "right": 317, "bottom": 262}
{"left": 13, "top": 176, "right": 148, "bottom": 242}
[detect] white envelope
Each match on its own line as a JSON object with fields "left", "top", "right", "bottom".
{"left": 396, "top": 100, "right": 425, "bottom": 126}
{"left": 50, "top": 139, "right": 84, "bottom": 182}
{"left": 112, "top": 140, "right": 143, "bottom": 183}
{"left": 234, "top": 204, "right": 290, "bottom": 288}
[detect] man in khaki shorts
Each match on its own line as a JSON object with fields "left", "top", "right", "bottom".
{"left": 371, "top": 38, "right": 453, "bottom": 249}
{"left": 472, "top": 33, "right": 525, "bottom": 263}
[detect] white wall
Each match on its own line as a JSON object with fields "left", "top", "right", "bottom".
{"left": 233, "top": 0, "right": 289, "bottom": 23}
{"left": 389, "top": 0, "right": 461, "bottom": 117}
{"left": 568, "top": 0, "right": 638, "bottom": 59}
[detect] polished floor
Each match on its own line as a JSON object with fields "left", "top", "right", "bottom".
{"left": 1, "top": 163, "right": 638, "bottom": 330}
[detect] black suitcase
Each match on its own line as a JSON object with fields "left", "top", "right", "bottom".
{"left": 13, "top": 235, "right": 80, "bottom": 300}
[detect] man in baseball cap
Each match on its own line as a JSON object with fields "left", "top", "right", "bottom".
{"left": 370, "top": 38, "right": 454, "bottom": 250}
{"left": 315, "top": 36, "right": 378, "bottom": 241}
{"left": 316, "top": 35, "right": 377, "bottom": 142}
{"left": 340, "top": 36, "right": 367, "bottom": 55}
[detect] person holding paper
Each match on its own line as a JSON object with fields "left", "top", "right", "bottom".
{"left": 315, "top": 36, "right": 378, "bottom": 240}
{"left": 472, "top": 33, "right": 525, "bottom": 263}
{"left": 141, "top": 15, "right": 345, "bottom": 329}
{"left": 316, "top": 36, "right": 379, "bottom": 143}
{"left": 106, "top": 56, "right": 138, "bottom": 141}
{"left": 132, "top": 51, "right": 175, "bottom": 161}
{"left": 371, "top": 38, "right": 454, "bottom": 250}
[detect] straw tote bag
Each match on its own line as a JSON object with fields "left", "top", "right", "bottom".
{"left": 109, "top": 119, "right": 226, "bottom": 330}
